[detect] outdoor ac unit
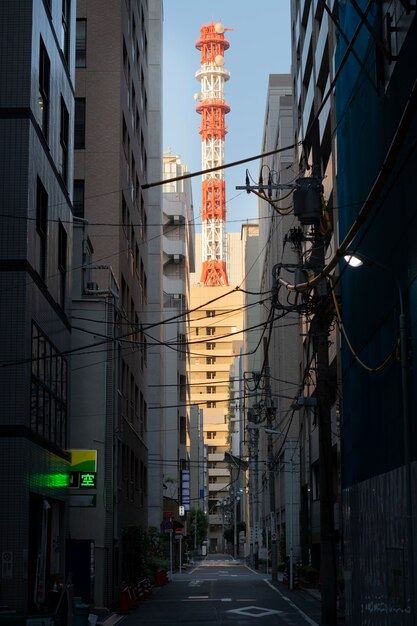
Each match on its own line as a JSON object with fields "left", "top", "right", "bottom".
{"left": 27, "top": 619, "right": 53, "bottom": 626}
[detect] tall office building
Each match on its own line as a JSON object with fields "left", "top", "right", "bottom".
{"left": 0, "top": 0, "right": 76, "bottom": 613}
{"left": 255, "top": 74, "right": 301, "bottom": 570}
{"left": 290, "top": 0, "right": 340, "bottom": 578}
{"left": 147, "top": 154, "right": 195, "bottom": 528}
{"left": 70, "top": 0, "right": 162, "bottom": 605}
{"left": 189, "top": 233, "right": 244, "bottom": 551}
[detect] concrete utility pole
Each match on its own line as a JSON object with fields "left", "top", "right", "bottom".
{"left": 305, "top": 180, "right": 337, "bottom": 624}
{"left": 293, "top": 174, "right": 337, "bottom": 623}
{"left": 263, "top": 338, "right": 277, "bottom": 581}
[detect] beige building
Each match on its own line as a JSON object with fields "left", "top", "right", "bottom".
{"left": 71, "top": 0, "right": 162, "bottom": 606}
{"left": 189, "top": 234, "right": 245, "bottom": 552}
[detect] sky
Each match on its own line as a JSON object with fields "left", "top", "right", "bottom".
{"left": 162, "top": 0, "right": 292, "bottom": 232}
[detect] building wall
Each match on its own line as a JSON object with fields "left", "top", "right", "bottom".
{"left": 290, "top": 0, "right": 340, "bottom": 575}
{"left": 256, "top": 74, "right": 301, "bottom": 565}
{"left": 189, "top": 233, "right": 245, "bottom": 551}
{"left": 146, "top": 155, "right": 194, "bottom": 529}
{"left": 72, "top": 0, "right": 162, "bottom": 604}
{"left": 336, "top": 4, "right": 417, "bottom": 622}
{"left": 0, "top": 0, "right": 76, "bottom": 612}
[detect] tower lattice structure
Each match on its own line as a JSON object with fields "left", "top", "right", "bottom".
{"left": 195, "top": 22, "right": 231, "bottom": 286}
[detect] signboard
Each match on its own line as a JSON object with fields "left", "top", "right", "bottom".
{"left": 69, "top": 450, "right": 97, "bottom": 490}
{"left": 70, "top": 450, "right": 97, "bottom": 472}
{"left": 181, "top": 470, "right": 191, "bottom": 511}
{"left": 80, "top": 472, "right": 97, "bottom": 488}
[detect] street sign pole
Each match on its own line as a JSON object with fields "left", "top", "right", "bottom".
{"left": 169, "top": 530, "right": 173, "bottom": 579}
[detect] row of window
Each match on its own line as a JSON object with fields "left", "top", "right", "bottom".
{"left": 195, "top": 327, "right": 216, "bottom": 336}
{"left": 121, "top": 359, "right": 147, "bottom": 437}
{"left": 121, "top": 269, "right": 147, "bottom": 325}
{"left": 36, "top": 177, "right": 68, "bottom": 307}
{"left": 38, "top": 38, "right": 70, "bottom": 188}
{"left": 44, "top": 0, "right": 71, "bottom": 66}
{"left": 120, "top": 442, "right": 147, "bottom": 506}
{"left": 122, "top": 114, "right": 148, "bottom": 201}
{"left": 31, "top": 322, "right": 68, "bottom": 448}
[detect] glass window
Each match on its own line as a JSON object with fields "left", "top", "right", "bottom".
{"left": 61, "top": 0, "right": 71, "bottom": 63}
{"left": 73, "top": 180, "right": 85, "bottom": 218}
{"left": 58, "top": 221, "right": 67, "bottom": 307}
{"left": 74, "top": 98, "right": 86, "bottom": 149}
{"left": 36, "top": 177, "right": 48, "bottom": 281}
{"left": 59, "top": 97, "right": 69, "bottom": 185}
{"left": 76, "top": 19, "right": 87, "bottom": 67}
{"left": 38, "top": 38, "right": 50, "bottom": 137}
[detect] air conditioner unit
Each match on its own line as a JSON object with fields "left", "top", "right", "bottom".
{"left": 27, "top": 619, "right": 53, "bottom": 626}
{"left": 86, "top": 281, "right": 99, "bottom": 290}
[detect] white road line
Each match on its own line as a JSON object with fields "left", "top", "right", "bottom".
{"left": 263, "top": 579, "right": 319, "bottom": 626}
{"left": 244, "top": 564, "right": 260, "bottom": 575}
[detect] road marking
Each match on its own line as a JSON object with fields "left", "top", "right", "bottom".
{"left": 244, "top": 565, "right": 260, "bottom": 575}
{"left": 263, "top": 579, "right": 319, "bottom": 626}
{"left": 228, "top": 606, "right": 283, "bottom": 617}
{"left": 183, "top": 597, "right": 231, "bottom": 602}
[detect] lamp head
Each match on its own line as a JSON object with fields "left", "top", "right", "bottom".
{"left": 344, "top": 253, "right": 364, "bottom": 268}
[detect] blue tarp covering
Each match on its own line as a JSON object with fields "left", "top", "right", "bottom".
{"left": 335, "top": 2, "right": 417, "bottom": 489}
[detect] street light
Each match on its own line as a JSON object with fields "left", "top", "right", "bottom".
{"left": 344, "top": 251, "right": 415, "bottom": 620}
{"left": 264, "top": 428, "right": 297, "bottom": 591}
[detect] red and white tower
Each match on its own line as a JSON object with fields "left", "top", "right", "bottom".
{"left": 195, "top": 22, "right": 231, "bottom": 286}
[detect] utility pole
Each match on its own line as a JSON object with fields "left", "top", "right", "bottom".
{"left": 296, "top": 175, "right": 337, "bottom": 625}
{"left": 263, "top": 337, "right": 277, "bottom": 581}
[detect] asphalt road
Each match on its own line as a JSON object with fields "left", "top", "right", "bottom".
{"left": 117, "top": 554, "right": 321, "bottom": 626}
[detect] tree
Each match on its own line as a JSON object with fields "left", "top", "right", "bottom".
{"left": 224, "top": 521, "right": 246, "bottom": 547}
{"left": 188, "top": 508, "right": 208, "bottom": 549}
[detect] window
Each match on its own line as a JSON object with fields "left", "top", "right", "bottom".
{"left": 207, "top": 401, "right": 217, "bottom": 408}
{"left": 207, "top": 431, "right": 217, "bottom": 439}
{"left": 206, "top": 310, "right": 215, "bottom": 317}
{"left": 61, "top": 0, "right": 71, "bottom": 64}
{"left": 59, "top": 97, "right": 69, "bottom": 185}
{"left": 73, "top": 180, "right": 85, "bottom": 218}
{"left": 206, "top": 327, "right": 215, "bottom": 336}
{"left": 207, "top": 386, "right": 216, "bottom": 394}
{"left": 36, "top": 177, "right": 48, "bottom": 281}
{"left": 206, "top": 371, "right": 216, "bottom": 379}
{"left": 195, "top": 327, "right": 199, "bottom": 336}
{"left": 74, "top": 98, "right": 86, "bottom": 149}
{"left": 58, "top": 221, "right": 67, "bottom": 307}
{"left": 206, "top": 356, "right": 216, "bottom": 365}
{"left": 76, "top": 19, "right": 87, "bottom": 67}
{"left": 38, "top": 38, "right": 50, "bottom": 137}
{"left": 206, "top": 342, "right": 216, "bottom": 351}
{"left": 31, "top": 323, "right": 67, "bottom": 448}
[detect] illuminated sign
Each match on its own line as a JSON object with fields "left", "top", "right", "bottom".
{"left": 80, "top": 472, "right": 97, "bottom": 488}
{"left": 69, "top": 450, "right": 97, "bottom": 490}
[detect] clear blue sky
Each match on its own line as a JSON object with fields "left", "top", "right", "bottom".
{"left": 162, "top": 1, "right": 292, "bottom": 232}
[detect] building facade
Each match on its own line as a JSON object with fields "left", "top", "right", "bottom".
{"left": 0, "top": 0, "right": 76, "bottom": 613}
{"left": 70, "top": 0, "right": 162, "bottom": 605}
{"left": 256, "top": 75, "right": 301, "bottom": 573}
{"left": 147, "top": 153, "right": 195, "bottom": 529}
{"left": 336, "top": 4, "right": 417, "bottom": 623}
{"left": 189, "top": 233, "right": 245, "bottom": 552}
